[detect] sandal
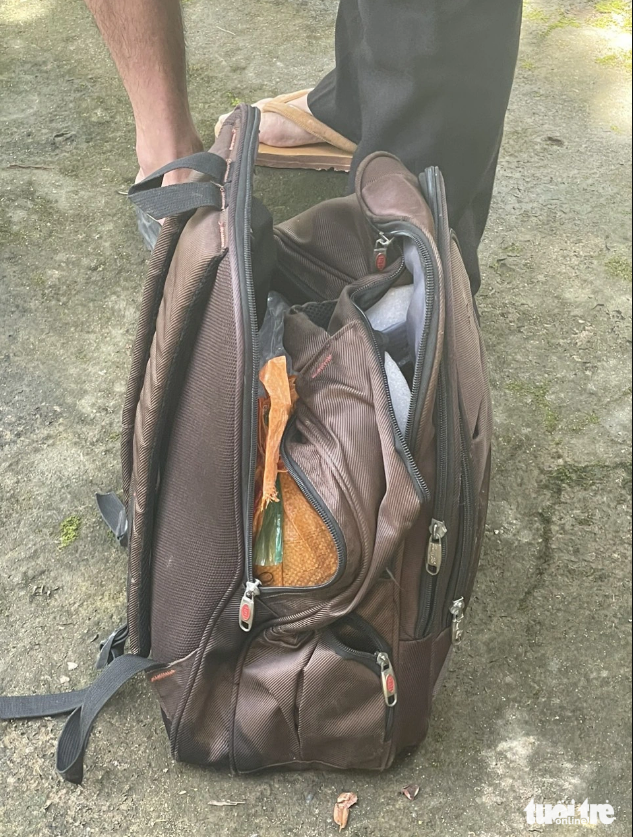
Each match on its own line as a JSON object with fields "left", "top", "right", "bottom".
{"left": 215, "top": 90, "right": 357, "bottom": 172}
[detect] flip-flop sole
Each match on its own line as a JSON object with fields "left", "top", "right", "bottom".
{"left": 256, "top": 142, "right": 353, "bottom": 172}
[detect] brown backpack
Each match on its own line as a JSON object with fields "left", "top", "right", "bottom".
{"left": 0, "top": 105, "right": 492, "bottom": 783}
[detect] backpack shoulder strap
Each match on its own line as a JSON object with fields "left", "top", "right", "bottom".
{"left": 0, "top": 688, "right": 88, "bottom": 720}
{"left": 55, "top": 654, "right": 161, "bottom": 784}
{"left": 0, "top": 653, "right": 161, "bottom": 785}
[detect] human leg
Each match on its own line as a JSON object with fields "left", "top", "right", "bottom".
{"left": 309, "top": 0, "right": 523, "bottom": 292}
{"left": 83, "top": 0, "right": 202, "bottom": 184}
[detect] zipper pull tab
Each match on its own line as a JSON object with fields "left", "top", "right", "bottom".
{"left": 373, "top": 234, "right": 392, "bottom": 271}
{"left": 426, "top": 519, "right": 447, "bottom": 575}
{"left": 376, "top": 652, "right": 398, "bottom": 707}
{"left": 450, "top": 598, "right": 466, "bottom": 645}
{"left": 239, "top": 580, "right": 261, "bottom": 632}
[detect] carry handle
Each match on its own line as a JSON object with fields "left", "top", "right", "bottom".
{"left": 128, "top": 151, "right": 227, "bottom": 219}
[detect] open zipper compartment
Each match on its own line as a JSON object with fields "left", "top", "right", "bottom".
{"left": 240, "top": 241, "right": 429, "bottom": 617}
{"left": 327, "top": 612, "right": 398, "bottom": 736}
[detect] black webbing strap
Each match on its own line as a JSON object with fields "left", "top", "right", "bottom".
{"left": 128, "top": 151, "right": 226, "bottom": 219}
{"left": 95, "top": 624, "right": 129, "bottom": 670}
{"left": 0, "top": 688, "right": 89, "bottom": 720}
{"left": 95, "top": 492, "right": 128, "bottom": 547}
{"left": 1, "top": 629, "right": 161, "bottom": 783}
{"left": 55, "top": 654, "right": 160, "bottom": 784}
{"left": 0, "top": 623, "right": 128, "bottom": 720}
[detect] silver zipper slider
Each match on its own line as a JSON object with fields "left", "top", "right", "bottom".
{"left": 450, "top": 598, "right": 466, "bottom": 645}
{"left": 376, "top": 652, "right": 398, "bottom": 707}
{"left": 239, "top": 580, "right": 261, "bottom": 632}
{"left": 426, "top": 519, "right": 447, "bottom": 575}
{"left": 373, "top": 234, "right": 392, "bottom": 271}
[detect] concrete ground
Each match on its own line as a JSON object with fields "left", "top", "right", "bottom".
{"left": 0, "top": 0, "right": 631, "bottom": 834}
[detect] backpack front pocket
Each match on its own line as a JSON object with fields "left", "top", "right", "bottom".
{"left": 245, "top": 308, "right": 426, "bottom": 628}
{"left": 232, "top": 620, "right": 395, "bottom": 772}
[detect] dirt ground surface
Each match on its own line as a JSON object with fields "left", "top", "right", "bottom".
{"left": 0, "top": 1, "right": 631, "bottom": 835}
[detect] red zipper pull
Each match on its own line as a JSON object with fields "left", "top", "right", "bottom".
{"left": 376, "top": 652, "right": 398, "bottom": 707}
{"left": 239, "top": 580, "right": 261, "bottom": 632}
{"left": 373, "top": 234, "right": 392, "bottom": 271}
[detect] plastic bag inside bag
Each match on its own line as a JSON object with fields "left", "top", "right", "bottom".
{"left": 259, "top": 292, "right": 293, "bottom": 374}
{"left": 364, "top": 238, "right": 428, "bottom": 434}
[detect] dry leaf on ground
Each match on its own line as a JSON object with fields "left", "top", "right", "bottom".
{"left": 401, "top": 784, "right": 420, "bottom": 801}
{"left": 333, "top": 792, "right": 358, "bottom": 830}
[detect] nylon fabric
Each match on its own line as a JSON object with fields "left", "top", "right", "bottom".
{"left": 274, "top": 194, "right": 382, "bottom": 303}
{"left": 233, "top": 631, "right": 388, "bottom": 772}
{"left": 128, "top": 231, "right": 225, "bottom": 656}
{"left": 122, "top": 213, "right": 190, "bottom": 498}
{"left": 6, "top": 134, "right": 493, "bottom": 782}
{"left": 163, "top": 149, "right": 491, "bottom": 774}
{"left": 150, "top": 255, "right": 244, "bottom": 663}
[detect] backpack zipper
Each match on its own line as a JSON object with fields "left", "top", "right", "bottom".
{"left": 364, "top": 206, "right": 454, "bottom": 642}
{"left": 278, "top": 424, "right": 347, "bottom": 587}
{"left": 362, "top": 224, "right": 440, "bottom": 452}
{"left": 350, "top": 274, "right": 430, "bottom": 504}
{"left": 238, "top": 417, "right": 347, "bottom": 631}
{"left": 240, "top": 260, "right": 415, "bottom": 629}
{"left": 326, "top": 613, "right": 397, "bottom": 737}
{"left": 413, "top": 168, "right": 454, "bottom": 639}
{"left": 415, "top": 372, "right": 450, "bottom": 638}
{"left": 373, "top": 233, "right": 392, "bottom": 271}
{"left": 241, "top": 177, "right": 444, "bottom": 628}
{"left": 444, "top": 414, "right": 477, "bottom": 644}
{"left": 235, "top": 105, "right": 266, "bottom": 628}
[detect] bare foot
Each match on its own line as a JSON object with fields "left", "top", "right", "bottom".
{"left": 257, "top": 93, "right": 321, "bottom": 146}
{"left": 136, "top": 165, "right": 194, "bottom": 187}
{"left": 215, "top": 92, "right": 321, "bottom": 147}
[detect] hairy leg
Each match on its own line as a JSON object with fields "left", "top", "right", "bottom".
{"left": 83, "top": 0, "right": 202, "bottom": 183}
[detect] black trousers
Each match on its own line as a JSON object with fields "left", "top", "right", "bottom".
{"left": 308, "top": 0, "right": 523, "bottom": 294}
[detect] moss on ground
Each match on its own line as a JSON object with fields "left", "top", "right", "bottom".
{"left": 545, "top": 13, "right": 582, "bottom": 34}
{"left": 605, "top": 255, "right": 633, "bottom": 281}
{"left": 525, "top": 1, "right": 631, "bottom": 35}
{"left": 506, "top": 380, "right": 560, "bottom": 432}
{"left": 524, "top": 6, "right": 551, "bottom": 24}
{"left": 568, "top": 412, "right": 601, "bottom": 433}
{"left": 59, "top": 515, "right": 82, "bottom": 549}
{"left": 593, "top": 0, "right": 632, "bottom": 31}
{"left": 597, "top": 49, "right": 633, "bottom": 71}
{"left": 544, "top": 461, "right": 633, "bottom": 496}
{"left": 523, "top": 5, "right": 582, "bottom": 34}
